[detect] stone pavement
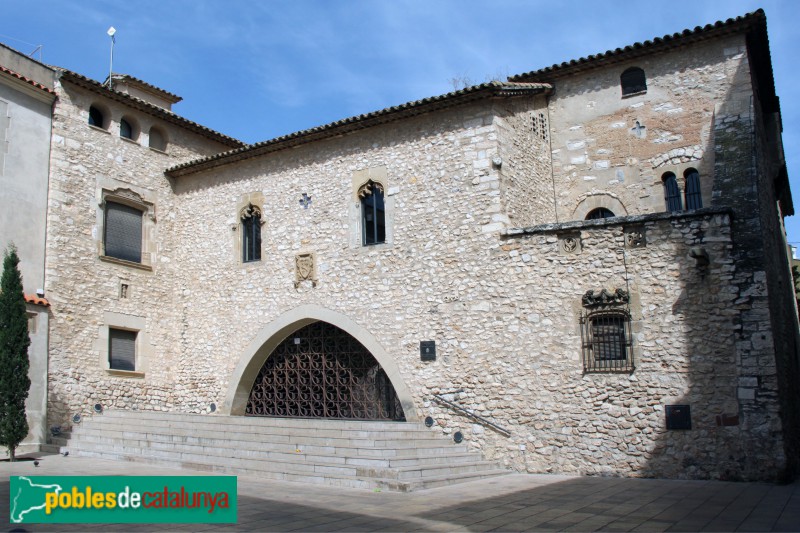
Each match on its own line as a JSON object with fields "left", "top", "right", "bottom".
{"left": 2, "top": 454, "right": 799, "bottom": 532}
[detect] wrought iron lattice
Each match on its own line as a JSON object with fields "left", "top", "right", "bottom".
{"left": 246, "top": 321, "right": 405, "bottom": 420}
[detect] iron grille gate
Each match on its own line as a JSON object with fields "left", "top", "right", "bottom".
{"left": 246, "top": 321, "right": 405, "bottom": 420}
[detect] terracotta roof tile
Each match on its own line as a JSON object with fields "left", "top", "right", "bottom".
{"left": 58, "top": 69, "right": 242, "bottom": 148}
{"left": 509, "top": 9, "right": 766, "bottom": 82}
{"left": 166, "top": 81, "right": 551, "bottom": 178}
{"left": 108, "top": 73, "right": 183, "bottom": 103}
{"left": 24, "top": 294, "right": 50, "bottom": 307}
{"left": 0, "top": 65, "right": 56, "bottom": 95}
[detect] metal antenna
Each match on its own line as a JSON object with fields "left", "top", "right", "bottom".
{"left": 106, "top": 27, "right": 116, "bottom": 88}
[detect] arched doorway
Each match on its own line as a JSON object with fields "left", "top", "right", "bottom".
{"left": 245, "top": 321, "right": 405, "bottom": 421}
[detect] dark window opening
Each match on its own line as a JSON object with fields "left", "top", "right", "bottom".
{"left": 109, "top": 328, "right": 136, "bottom": 371}
{"left": 88, "top": 106, "right": 104, "bottom": 128}
{"left": 684, "top": 168, "right": 702, "bottom": 210}
{"left": 149, "top": 128, "right": 167, "bottom": 151}
{"left": 120, "top": 118, "right": 133, "bottom": 139}
{"left": 242, "top": 204, "right": 262, "bottom": 263}
{"left": 581, "top": 310, "right": 634, "bottom": 373}
{"left": 621, "top": 67, "right": 647, "bottom": 96}
{"left": 663, "top": 172, "right": 683, "bottom": 212}
{"left": 586, "top": 208, "right": 615, "bottom": 220}
{"left": 104, "top": 201, "right": 143, "bottom": 263}
{"left": 360, "top": 181, "right": 386, "bottom": 246}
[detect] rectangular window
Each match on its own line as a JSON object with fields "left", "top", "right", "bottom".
{"left": 109, "top": 328, "right": 137, "bottom": 371}
{"left": 580, "top": 311, "right": 634, "bottom": 372}
{"left": 104, "top": 201, "right": 143, "bottom": 263}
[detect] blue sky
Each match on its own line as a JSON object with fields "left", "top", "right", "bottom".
{"left": 3, "top": 0, "right": 799, "bottom": 245}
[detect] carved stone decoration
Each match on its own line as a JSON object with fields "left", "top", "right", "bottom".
{"left": 240, "top": 203, "right": 262, "bottom": 221}
{"left": 559, "top": 233, "right": 581, "bottom": 255}
{"left": 357, "top": 180, "right": 384, "bottom": 199}
{"left": 582, "top": 288, "right": 630, "bottom": 308}
{"left": 624, "top": 226, "right": 646, "bottom": 248}
{"left": 294, "top": 253, "right": 317, "bottom": 288}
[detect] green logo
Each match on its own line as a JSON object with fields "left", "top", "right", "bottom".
{"left": 9, "top": 476, "right": 237, "bottom": 523}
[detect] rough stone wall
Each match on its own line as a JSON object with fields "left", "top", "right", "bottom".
{"left": 547, "top": 36, "right": 751, "bottom": 221}
{"left": 422, "top": 212, "right": 772, "bottom": 480}
{"left": 748, "top": 54, "right": 800, "bottom": 479}
{"left": 44, "top": 80, "right": 232, "bottom": 427}
{"left": 494, "top": 95, "right": 554, "bottom": 226}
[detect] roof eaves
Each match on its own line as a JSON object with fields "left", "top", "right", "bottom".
{"left": 166, "top": 81, "right": 551, "bottom": 178}
{"left": 0, "top": 65, "right": 56, "bottom": 97}
{"left": 509, "top": 9, "right": 766, "bottom": 82}
{"left": 109, "top": 73, "right": 183, "bottom": 103}
{"left": 58, "top": 69, "right": 242, "bottom": 148}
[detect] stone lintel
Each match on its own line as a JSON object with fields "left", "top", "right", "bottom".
{"left": 504, "top": 207, "right": 733, "bottom": 237}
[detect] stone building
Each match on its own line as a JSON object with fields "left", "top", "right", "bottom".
{"left": 3, "top": 9, "right": 798, "bottom": 482}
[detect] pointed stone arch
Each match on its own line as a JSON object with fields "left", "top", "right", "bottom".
{"left": 223, "top": 304, "right": 419, "bottom": 421}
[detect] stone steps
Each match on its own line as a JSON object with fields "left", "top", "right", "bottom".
{"left": 62, "top": 411, "right": 509, "bottom": 491}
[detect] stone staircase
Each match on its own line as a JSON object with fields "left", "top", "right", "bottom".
{"left": 58, "top": 410, "right": 509, "bottom": 491}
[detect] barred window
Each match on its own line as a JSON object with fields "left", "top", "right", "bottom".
{"left": 621, "top": 67, "right": 647, "bottom": 96}
{"left": 684, "top": 168, "right": 702, "bottom": 210}
{"left": 663, "top": 172, "right": 682, "bottom": 212}
{"left": 104, "top": 201, "right": 143, "bottom": 263}
{"left": 581, "top": 310, "right": 634, "bottom": 373}
{"left": 109, "top": 328, "right": 136, "bottom": 371}
{"left": 241, "top": 204, "right": 262, "bottom": 263}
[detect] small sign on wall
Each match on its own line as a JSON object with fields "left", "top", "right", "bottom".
{"left": 420, "top": 341, "right": 436, "bottom": 361}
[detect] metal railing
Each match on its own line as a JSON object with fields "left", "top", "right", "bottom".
{"left": 431, "top": 394, "right": 511, "bottom": 437}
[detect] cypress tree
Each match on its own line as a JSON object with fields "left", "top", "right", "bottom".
{"left": 0, "top": 245, "right": 31, "bottom": 461}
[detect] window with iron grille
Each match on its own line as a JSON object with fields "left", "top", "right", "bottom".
{"left": 581, "top": 310, "right": 634, "bottom": 373}
{"left": 359, "top": 180, "right": 385, "bottom": 246}
{"left": 684, "top": 168, "right": 702, "bottom": 210}
{"left": 621, "top": 67, "right": 647, "bottom": 96}
{"left": 241, "top": 204, "right": 262, "bottom": 263}
{"left": 109, "top": 328, "right": 136, "bottom": 371}
{"left": 104, "top": 200, "right": 143, "bottom": 263}
{"left": 662, "top": 172, "right": 683, "bottom": 212}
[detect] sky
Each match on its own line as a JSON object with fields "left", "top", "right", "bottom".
{"left": 3, "top": 0, "right": 799, "bottom": 246}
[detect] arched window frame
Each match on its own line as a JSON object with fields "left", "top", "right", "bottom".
{"left": 148, "top": 126, "right": 168, "bottom": 152}
{"left": 621, "top": 67, "right": 647, "bottom": 97}
{"left": 684, "top": 168, "right": 702, "bottom": 210}
{"left": 88, "top": 105, "right": 109, "bottom": 130}
{"left": 119, "top": 116, "right": 139, "bottom": 141}
{"left": 662, "top": 172, "right": 683, "bottom": 212}
{"left": 241, "top": 203, "right": 262, "bottom": 263}
{"left": 585, "top": 207, "right": 616, "bottom": 220}
{"left": 358, "top": 180, "right": 386, "bottom": 246}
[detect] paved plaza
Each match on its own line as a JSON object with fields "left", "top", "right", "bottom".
{"left": 2, "top": 454, "right": 799, "bottom": 532}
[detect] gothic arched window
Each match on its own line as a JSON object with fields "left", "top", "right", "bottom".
{"left": 586, "top": 208, "right": 615, "bottom": 220}
{"left": 663, "top": 172, "right": 683, "bottom": 212}
{"left": 359, "top": 181, "right": 385, "bottom": 246}
{"left": 621, "top": 67, "right": 647, "bottom": 96}
{"left": 241, "top": 204, "right": 262, "bottom": 263}
{"left": 684, "top": 168, "right": 702, "bottom": 210}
